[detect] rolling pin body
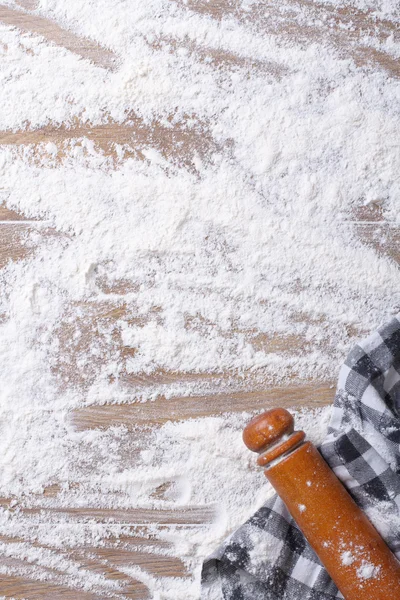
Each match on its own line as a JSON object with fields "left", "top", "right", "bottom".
{"left": 243, "top": 409, "right": 400, "bottom": 600}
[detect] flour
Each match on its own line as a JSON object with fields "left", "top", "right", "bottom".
{"left": 357, "top": 560, "right": 381, "bottom": 580}
{"left": 0, "top": 0, "right": 399, "bottom": 598}
{"left": 341, "top": 550, "right": 355, "bottom": 566}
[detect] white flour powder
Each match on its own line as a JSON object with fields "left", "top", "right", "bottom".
{"left": 0, "top": 0, "right": 399, "bottom": 597}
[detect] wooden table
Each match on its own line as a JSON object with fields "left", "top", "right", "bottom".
{"left": 0, "top": 1, "right": 399, "bottom": 598}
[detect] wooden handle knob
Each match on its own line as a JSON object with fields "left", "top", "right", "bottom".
{"left": 243, "top": 408, "right": 305, "bottom": 468}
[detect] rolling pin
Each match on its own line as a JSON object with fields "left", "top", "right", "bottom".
{"left": 243, "top": 408, "right": 400, "bottom": 600}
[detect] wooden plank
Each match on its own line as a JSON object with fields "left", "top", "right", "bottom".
{"left": 348, "top": 205, "right": 400, "bottom": 264}
{"left": 153, "top": 35, "right": 288, "bottom": 79}
{"left": 74, "top": 547, "right": 187, "bottom": 578}
{"left": 0, "top": 223, "right": 58, "bottom": 268}
{"left": 0, "top": 224, "right": 32, "bottom": 267}
{"left": 0, "top": 556, "right": 148, "bottom": 599}
{"left": 72, "top": 382, "right": 335, "bottom": 429}
{"left": 0, "top": 532, "right": 171, "bottom": 552}
{"left": 0, "top": 573, "right": 102, "bottom": 600}
{"left": 0, "top": 533, "right": 181, "bottom": 593}
{"left": 180, "top": 0, "right": 399, "bottom": 41}
{"left": 0, "top": 5, "right": 117, "bottom": 70}
{"left": 50, "top": 292, "right": 327, "bottom": 391}
{"left": 15, "top": 0, "right": 38, "bottom": 9}
{"left": 0, "top": 502, "right": 215, "bottom": 525}
{"left": 0, "top": 206, "right": 30, "bottom": 221}
{"left": 176, "top": 0, "right": 400, "bottom": 78}
{"left": 354, "top": 223, "right": 400, "bottom": 264}
{"left": 0, "top": 115, "right": 222, "bottom": 169}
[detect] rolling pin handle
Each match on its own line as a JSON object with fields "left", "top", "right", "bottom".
{"left": 243, "top": 408, "right": 305, "bottom": 468}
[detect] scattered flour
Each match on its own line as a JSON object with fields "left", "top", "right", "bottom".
{"left": 356, "top": 560, "right": 381, "bottom": 580}
{"left": 341, "top": 550, "right": 355, "bottom": 566}
{"left": 0, "top": 0, "right": 399, "bottom": 598}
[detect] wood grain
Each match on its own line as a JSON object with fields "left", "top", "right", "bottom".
{"left": 176, "top": 0, "right": 400, "bottom": 77}
{"left": 0, "top": 223, "right": 32, "bottom": 267}
{"left": 0, "top": 573, "right": 103, "bottom": 600}
{"left": 0, "top": 532, "right": 185, "bottom": 597}
{"left": 349, "top": 204, "right": 400, "bottom": 265}
{"left": 0, "top": 5, "right": 117, "bottom": 70}
{"left": 0, "top": 206, "right": 31, "bottom": 221}
{"left": 0, "top": 219, "right": 59, "bottom": 269}
{"left": 72, "top": 382, "right": 335, "bottom": 429}
{"left": 0, "top": 116, "right": 223, "bottom": 169}
{"left": 0, "top": 559, "right": 148, "bottom": 599}
{"left": 4, "top": 506, "right": 214, "bottom": 525}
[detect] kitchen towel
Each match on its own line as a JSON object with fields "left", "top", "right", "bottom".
{"left": 201, "top": 316, "right": 400, "bottom": 599}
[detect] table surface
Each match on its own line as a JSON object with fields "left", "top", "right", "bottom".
{"left": 0, "top": 1, "right": 399, "bottom": 598}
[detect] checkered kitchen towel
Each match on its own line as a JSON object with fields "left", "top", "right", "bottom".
{"left": 201, "top": 316, "right": 400, "bottom": 599}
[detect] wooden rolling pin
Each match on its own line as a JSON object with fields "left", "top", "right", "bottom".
{"left": 243, "top": 408, "right": 400, "bottom": 600}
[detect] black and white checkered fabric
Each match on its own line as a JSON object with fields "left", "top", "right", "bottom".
{"left": 201, "top": 316, "right": 400, "bottom": 599}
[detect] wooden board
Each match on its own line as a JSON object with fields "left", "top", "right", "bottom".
{"left": 0, "top": 2, "right": 399, "bottom": 598}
